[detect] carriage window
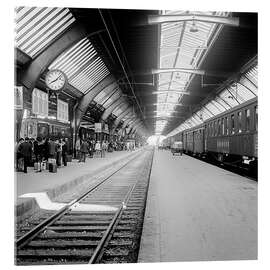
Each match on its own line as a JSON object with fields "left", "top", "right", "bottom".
{"left": 218, "top": 119, "right": 221, "bottom": 135}
{"left": 231, "top": 114, "right": 235, "bottom": 134}
{"left": 221, "top": 118, "right": 224, "bottom": 135}
{"left": 213, "top": 121, "right": 216, "bottom": 136}
{"left": 224, "top": 117, "right": 228, "bottom": 135}
{"left": 255, "top": 106, "right": 258, "bottom": 131}
{"left": 238, "top": 111, "right": 242, "bottom": 133}
{"left": 245, "top": 109, "right": 250, "bottom": 131}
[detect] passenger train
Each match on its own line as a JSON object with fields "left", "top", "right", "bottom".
{"left": 165, "top": 97, "right": 258, "bottom": 173}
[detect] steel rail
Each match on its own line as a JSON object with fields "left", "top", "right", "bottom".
{"left": 89, "top": 148, "right": 155, "bottom": 263}
{"left": 16, "top": 150, "right": 143, "bottom": 249}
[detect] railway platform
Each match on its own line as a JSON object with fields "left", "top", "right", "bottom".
{"left": 138, "top": 149, "right": 257, "bottom": 262}
{"left": 15, "top": 149, "right": 142, "bottom": 218}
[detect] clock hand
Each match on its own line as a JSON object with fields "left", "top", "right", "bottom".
{"left": 49, "top": 75, "right": 62, "bottom": 84}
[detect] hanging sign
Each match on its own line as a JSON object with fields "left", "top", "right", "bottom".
{"left": 14, "top": 86, "right": 23, "bottom": 110}
{"left": 104, "top": 124, "right": 109, "bottom": 134}
{"left": 95, "top": 123, "right": 102, "bottom": 133}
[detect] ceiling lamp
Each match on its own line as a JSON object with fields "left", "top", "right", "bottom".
{"left": 190, "top": 20, "right": 198, "bottom": 33}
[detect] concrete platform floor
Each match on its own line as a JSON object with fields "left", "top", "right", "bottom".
{"left": 138, "top": 150, "right": 257, "bottom": 262}
{"left": 15, "top": 149, "right": 140, "bottom": 198}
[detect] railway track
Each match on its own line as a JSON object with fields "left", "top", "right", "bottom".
{"left": 16, "top": 148, "right": 154, "bottom": 265}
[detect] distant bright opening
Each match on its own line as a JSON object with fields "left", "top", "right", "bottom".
{"left": 147, "top": 135, "right": 166, "bottom": 146}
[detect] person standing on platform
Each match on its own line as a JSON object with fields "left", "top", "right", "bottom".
{"left": 56, "top": 139, "right": 62, "bottom": 167}
{"left": 36, "top": 137, "right": 44, "bottom": 172}
{"left": 75, "top": 138, "right": 81, "bottom": 161}
{"left": 33, "top": 138, "right": 38, "bottom": 162}
{"left": 15, "top": 138, "right": 24, "bottom": 171}
{"left": 88, "top": 140, "right": 94, "bottom": 158}
{"left": 101, "top": 140, "right": 107, "bottom": 158}
{"left": 43, "top": 138, "right": 49, "bottom": 161}
{"left": 18, "top": 137, "right": 32, "bottom": 173}
{"left": 179, "top": 141, "right": 183, "bottom": 156}
{"left": 95, "top": 141, "right": 101, "bottom": 157}
{"left": 61, "top": 139, "right": 68, "bottom": 166}
{"left": 48, "top": 138, "right": 57, "bottom": 159}
{"left": 79, "top": 139, "right": 88, "bottom": 162}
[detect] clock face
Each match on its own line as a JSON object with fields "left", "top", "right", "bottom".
{"left": 45, "top": 70, "right": 67, "bottom": 91}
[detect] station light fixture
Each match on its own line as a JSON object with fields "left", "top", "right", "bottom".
{"left": 154, "top": 102, "right": 184, "bottom": 106}
{"left": 190, "top": 20, "right": 199, "bottom": 33}
{"left": 153, "top": 90, "right": 189, "bottom": 95}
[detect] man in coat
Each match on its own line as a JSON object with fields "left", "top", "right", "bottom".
{"left": 48, "top": 138, "right": 57, "bottom": 159}
{"left": 18, "top": 137, "right": 32, "bottom": 173}
{"left": 61, "top": 139, "right": 68, "bottom": 166}
{"left": 79, "top": 139, "right": 89, "bottom": 162}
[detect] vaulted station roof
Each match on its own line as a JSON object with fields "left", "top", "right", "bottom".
{"left": 15, "top": 7, "right": 257, "bottom": 138}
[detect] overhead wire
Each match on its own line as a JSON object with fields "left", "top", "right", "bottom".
{"left": 98, "top": 9, "right": 149, "bottom": 135}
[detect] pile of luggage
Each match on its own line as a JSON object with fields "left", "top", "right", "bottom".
{"left": 34, "top": 158, "right": 57, "bottom": 173}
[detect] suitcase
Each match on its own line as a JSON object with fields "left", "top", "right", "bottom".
{"left": 48, "top": 158, "right": 56, "bottom": 164}
{"left": 41, "top": 162, "right": 47, "bottom": 171}
{"left": 18, "top": 158, "right": 24, "bottom": 171}
{"left": 34, "top": 162, "right": 41, "bottom": 171}
{"left": 66, "top": 155, "right": 72, "bottom": 162}
{"left": 49, "top": 163, "right": 57, "bottom": 173}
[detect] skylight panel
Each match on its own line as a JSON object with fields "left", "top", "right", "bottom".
{"left": 15, "top": 7, "right": 75, "bottom": 57}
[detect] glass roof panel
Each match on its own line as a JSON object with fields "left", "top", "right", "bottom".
{"left": 15, "top": 7, "right": 75, "bottom": 57}
{"left": 245, "top": 65, "right": 258, "bottom": 87}
{"left": 219, "top": 89, "right": 240, "bottom": 107}
{"left": 94, "top": 86, "right": 116, "bottom": 105}
{"left": 102, "top": 89, "right": 122, "bottom": 108}
{"left": 205, "top": 102, "right": 222, "bottom": 115}
{"left": 211, "top": 99, "right": 226, "bottom": 113}
{"left": 198, "top": 108, "right": 212, "bottom": 120}
{"left": 215, "top": 96, "right": 231, "bottom": 110}
{"left": 112, "top": 104, "right": 128, "bottom": 117}
{"left": 48, "top": 38, "right": 110, "bottom": 94}
{"left": 156, "top": 10, "right": 230, "bottom": 134}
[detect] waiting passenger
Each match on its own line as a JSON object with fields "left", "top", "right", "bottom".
{"left": 48, "top": 138, "right": 57, "bottom": 159}
{"left": 61, "top": 139, "right": 68, "bottom": 166}
{"left": 15, "top": 138, "right": 24, "bottom": 171}
{"left": 95, "top": 141, "right": 101, "bottom": 157}
{"left": 79, "top": 139, "right": 88, "bottom": 162}
{"left": 101, "top": 141, "right": 107, "bottom": 158}
{"left": 56, "top": 139, "right": 62, "bottom": 167}
{"left": 43, "top": 138, "right": 49, "bottom": 161}
{"left": 75, "top": 138, "right": 81, "bottom": 160}
{"left": 18, "top": 137, "right": 32, "bottom": 173}
{"left": 88, "top": 140, "right": 94, "bottom": 158}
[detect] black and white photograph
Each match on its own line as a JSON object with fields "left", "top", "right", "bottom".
{"left": 7, "top": 0, "right": 265, "bottom": 268}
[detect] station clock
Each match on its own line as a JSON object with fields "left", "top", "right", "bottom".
{"left": 45, "top": 69, "right": 67, "bottom": 92}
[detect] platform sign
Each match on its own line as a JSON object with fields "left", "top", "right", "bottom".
{"left": 104, "top": 124, "right": 109, "bottom": 134}
{"left": 95, "top": 123, "right": 102, "bottom": 133}
{"left": 15, "top": 86, "right": 23, "bottom": 110}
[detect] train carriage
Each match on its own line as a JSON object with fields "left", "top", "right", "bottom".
{"left": 170, "top": 97, "right": 257, "bottom": 171}
{"left": 205, "top": 97, "right": 257, "bottom": 163}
